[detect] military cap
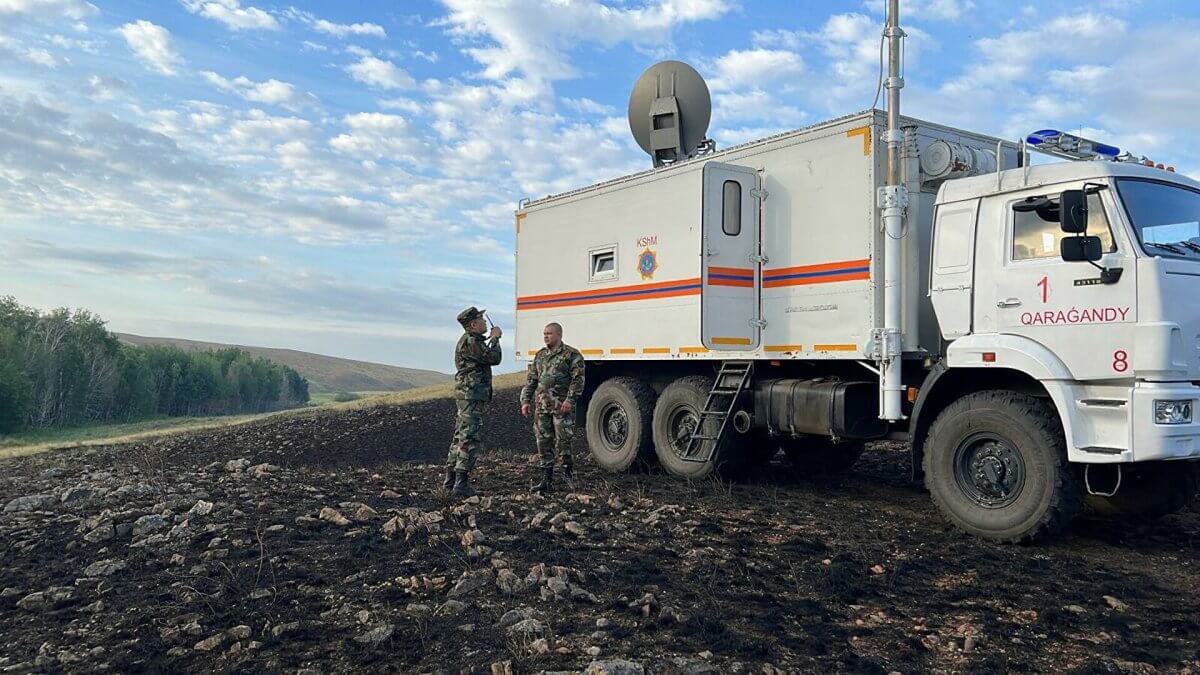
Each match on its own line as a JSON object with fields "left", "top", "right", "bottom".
{"left": 457, "top": 306, "right": 486, "bottom": 327}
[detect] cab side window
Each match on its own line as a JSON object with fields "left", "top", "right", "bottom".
{"left": 1012, "top": 193, "right": 1115, "bottom": 261}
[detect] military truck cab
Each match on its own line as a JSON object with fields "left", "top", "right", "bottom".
{"left": 911, "top": 160, "right": 1200, "bottom": 539}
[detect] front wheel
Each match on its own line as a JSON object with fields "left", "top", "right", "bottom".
{"left": 923, "top": 391, "right": 1082, "bottom": 543}
{"left": 585, "top": 377, "right": 656, "bottom": 473}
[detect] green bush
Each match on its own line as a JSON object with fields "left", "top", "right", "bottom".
{"left": 332, "top": 391, "right": 360, "bottom": 403}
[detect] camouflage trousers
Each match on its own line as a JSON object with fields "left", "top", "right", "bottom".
{"left": 447, "top": 399, "right": 486, "bottom": 472}
{"left": 533, "top": 409, "right": 575, "bottom": 470}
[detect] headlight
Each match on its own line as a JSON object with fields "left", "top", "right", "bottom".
{"left": 1154, "top": 399, "right": 1193, "bottom": 425}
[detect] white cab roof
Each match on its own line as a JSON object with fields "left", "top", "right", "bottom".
{"left": 937, "top": 160, "right": 1200, "bottom": 205}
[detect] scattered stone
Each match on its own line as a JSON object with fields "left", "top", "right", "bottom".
{"left": 228, "top": 625, "right": 252, "bottom": 640}
{"left": 529, "top": 638, "right": 550, "bottom": 654}
{"left": 964, "top": 636, "right": 978, "bottom": 653}
{"left": 1065, "top": 604, "right": 1086, "bottom": 615}
{"left": 60, "top": 487, "right": 95, "bottom": 504}
{"left": 871, "top": 564, "right": 886, "bottom": 575}
{"left": 83, "top": 560, "right": 127, "bottom": 577}
{"left": 4, "top": 495, "right": 56, "bottom": 512}
{"left": 436, "top": 600, "right": 467, "bottom": 616}
{"left": 352, "top": 504, "right": 378, "bottom": 521}
{"left": 380, "top": 489, "right": 402, "bottom": 499}
{"left": 188, "top": 500, "right": 215, "bottom": 517}
{"left": 132, "top": 514, "right": 167, "bottom": 536}
{"left": 382, "top": 516, "right": 401, "bottom": 538}
{"left": 406, "top": 604, "right": 432, "bottom": 616}
{"left": 194, "top": 634, "right": 225, "bottom": 652}
{"left": 507, "top": 618, "right": 548, "bottom": 638}
{"left": 596, "top": 617, "right": 611, "bottom": 628}
{"left": 496, "top": 568, "right": 523, "bottom": 595}
{"left": 17, "top": 587, "right": 74, "bottom": 611}
{"left": 447, "top": 569, "right": 493, "bottom": 597}
{"left": 354, "top": 624, "right": 394, "bottom": 647}
{"left": 462, "top": 529, "right": 486, "bottom": 546}
{"left": 586, "top": 646, "right": 602, "bottom": 656}
{"left": 497, "top": 607, "right": 539, "bottom": 629}
{"left": 250, "top": 589, "right": 271, "bottom": 600}
{"left": 564, "top": 521, "right": 587, "bottom": 537}
{"left": 530, "top": 511, "right": 550, "bottom": 528}
{"left": 1104, "top": 596, "right": 1129, "bottom": 612}
{"left": 549, "top": 511, "right": 571, "bottom": 526}
{"left": 83, "top": 522, "right": 115, "bottom": 544}
{"left": 491, "top": 661, "right": 514, "bottom": 675}
{"left": 585, "top": 660, "right": 645, "bottom": 675}
{"left": 248, "top": 463, "right": 280, "bottom": 478}
{"left": 319, "top": 507, "right": 351, "bottom": 527}
{"left": 225, "top": 459, "right": 250, "bottom": 473}
{"left": 271, "top": 622, "right": 300, "bottom": 638}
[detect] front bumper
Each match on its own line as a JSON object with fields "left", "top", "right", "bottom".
{"left": 1131, "top": 382, "right": 1200, "bottom": 462}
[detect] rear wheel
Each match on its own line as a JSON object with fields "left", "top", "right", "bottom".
{"left": 923, "top": 390, "right": 1082, "bottom": 543}
{"left": 781, "top": 436, "right": 864, "bottom": 475}
{"left": 585, "top": 377, "right": 656, "bottom": 473}
{"left": 652, "top": 376, "right": 752, "bottom": 480}
{"left": 1086, "top": 462, "right": 1199, "bottom": 519}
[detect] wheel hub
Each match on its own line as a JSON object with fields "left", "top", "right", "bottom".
{"left": 668, "top": 407, "right": 700, "bottom": 458}
{"left": 954, "top": 433, "right": 1026, "bottom": 508}
{"left": 599, "top": 403, "right": 629, "bottom": 450}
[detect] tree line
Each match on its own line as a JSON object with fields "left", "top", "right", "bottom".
{"left": 0, "top": 296, "right": 309, "bottom": 434}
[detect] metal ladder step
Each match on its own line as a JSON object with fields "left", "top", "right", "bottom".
{"left": 680, "top": 361, "right": 754, "bottom": 464}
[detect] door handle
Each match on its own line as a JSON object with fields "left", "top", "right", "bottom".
{"left": 996, "top": 298, "right": 1022, "bottom": 308}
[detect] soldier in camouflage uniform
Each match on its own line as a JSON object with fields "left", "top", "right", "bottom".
{"left": 446, "top": 306, "right": 502, "bottom": 498}
{"left": 520, "top": 322, "right": 586, "bottom": 493}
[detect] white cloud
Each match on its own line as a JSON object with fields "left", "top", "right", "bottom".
{"left": 0, "top": 0, "right": 97, "bottom": 20}
{"left": 87, "top": 74, "right": 129, "bottom": 101}
{"left": 313, "top": 18, "right": 385, "bottom": 38}
{"left": 709, "top": 48, "right": 804, "bottom": 91}
{"left": 862, "top": 0, "right": 974, "bottom": 21}
{"left": 181, "top": 0, "right": 279, "bottom": 31}
{"left": 329, "top": 112, "right": 421, "bottom": 160}
{"left": 202, "top": 71, "right": 299, "bottom": 105}
{"left": 345, "top": 54, "right": 414, "bottom": 90}
{"left": 118, "top": 20, "right": 181, "bottom": 76}
{"left": 564, "top": 97, "right": 615, "bottom": 115}
{"left": 414, "top": 50, "right": 439, "bottom": 63}
{"left": 437, "top": 0, "right": 731, "bottom": 85}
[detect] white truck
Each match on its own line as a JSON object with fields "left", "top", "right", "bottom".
{"left": 514, "top": 22, "right": 1200, "bottom": 543}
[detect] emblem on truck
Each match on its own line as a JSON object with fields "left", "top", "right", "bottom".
{"left": 637, "top": 248, "right": 659, "bottom": 279}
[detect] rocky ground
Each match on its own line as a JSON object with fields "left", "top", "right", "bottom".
{"left": 1, "top": 384, "right": 1199, "bottom": 674}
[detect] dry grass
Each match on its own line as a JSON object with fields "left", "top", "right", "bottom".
{"left": 0, "top": 372, "right": 528, "bottom": 460}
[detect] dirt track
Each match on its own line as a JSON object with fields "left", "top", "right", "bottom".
{"left": 1, "top": 384, "right": 1198, "bottom": 673}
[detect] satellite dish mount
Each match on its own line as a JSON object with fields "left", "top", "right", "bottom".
{"left": 629, "top": 61, "right": 714, "bottom": 168}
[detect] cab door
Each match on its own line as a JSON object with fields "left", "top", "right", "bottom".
{"left": 701, "top": 162, "right": 762, "bottom": 351}
{"left": 992, "top": 187, "right": 1138, "bottom": 380}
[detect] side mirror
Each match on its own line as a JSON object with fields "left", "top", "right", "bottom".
{"left": 1061, "top": 235, "right": 1103, "bottom": 262}
{"left": 1060, "top": 189, "right": 1088, "bottom": 233}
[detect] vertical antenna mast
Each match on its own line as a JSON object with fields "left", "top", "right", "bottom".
{"left": 878, "top": 0, "right": 907, "bottom": 422}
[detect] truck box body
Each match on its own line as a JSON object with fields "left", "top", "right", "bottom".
{"left": 515, "top": 110, "right": 1017, "bottom": 363}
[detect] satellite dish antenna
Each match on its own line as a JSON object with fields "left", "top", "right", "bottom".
{"left": 628, "top": 60, "right": 713, "bottom": 167}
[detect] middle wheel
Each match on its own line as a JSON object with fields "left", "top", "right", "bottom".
{"left": 652, "top": 376, "right": 748, "bottom": 479}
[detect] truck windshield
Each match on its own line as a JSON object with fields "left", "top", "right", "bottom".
{"left": 1116, "top": 178, "right": 1200, "bottom": 259}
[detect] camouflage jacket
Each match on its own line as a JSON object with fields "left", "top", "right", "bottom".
{"left": 454, "top": 331, "right": 502, "bottom": 401}
{"left": 520, "top": 343, "right": 586, "bottom": 413}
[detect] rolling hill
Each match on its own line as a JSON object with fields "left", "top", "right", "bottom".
{"left": 116, "top": 333, "right": 449, "bottom": 393}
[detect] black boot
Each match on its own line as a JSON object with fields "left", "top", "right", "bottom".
{"left": 442, "top": 466, "right": 456, "bottom": 492}
{"left": 533, "top": 468, "right": 553, "bottom": 494}
{"left": 451, "top": 470, "right": 476, "bottom": 499}
{"left": 561, "top": 465, "right": 575, "bottom": 492}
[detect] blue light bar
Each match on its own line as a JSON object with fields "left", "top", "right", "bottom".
{"left": 1025, "top": 129, "right": 1123, "bottom": 162}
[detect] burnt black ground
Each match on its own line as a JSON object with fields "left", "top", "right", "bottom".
{"left": 0, "top": 384, "right": 1198, "bottom": 674}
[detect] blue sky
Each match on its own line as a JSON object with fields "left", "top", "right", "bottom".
{"left": 1, "top": 0, "right": 1198, "bottom": 373}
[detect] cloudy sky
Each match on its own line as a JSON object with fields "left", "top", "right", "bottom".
{"left": 1, "top": 0, "right": 1197, "bottom": 373}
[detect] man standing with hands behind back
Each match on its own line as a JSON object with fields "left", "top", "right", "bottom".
{"left": 521, "top": 322, "right": 585, "bottom": 494}
{"left": 446, "top": 306, "right": 502, "bottom": 499}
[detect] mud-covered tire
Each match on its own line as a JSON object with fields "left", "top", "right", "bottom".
{"left": 1086, "top": 462, "right": 1200, "bottom": 520}
{"left": 923, "top": 391, "right": 1082, "bottom": 543}
{"left": 585, "top": 377, "right": 657, "bottom": 473}
{"left": 652, "top": 376, "right": 752, "bottom": 480}
{"left": 782, "top": 436, "right": 864, "bottom": 475}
